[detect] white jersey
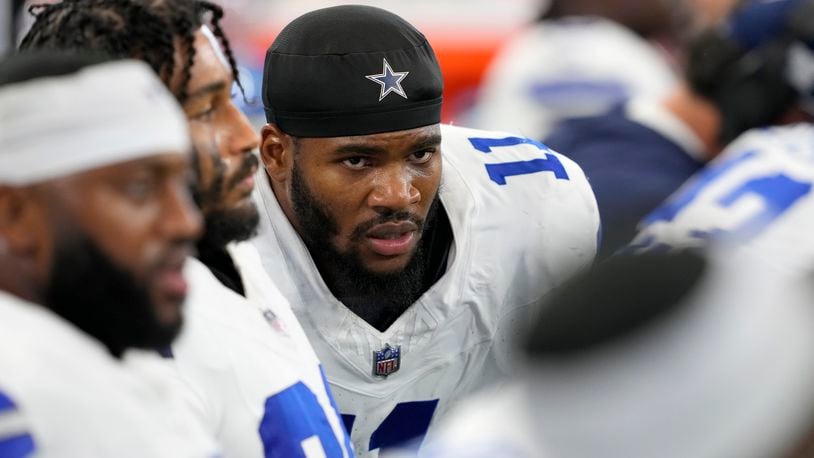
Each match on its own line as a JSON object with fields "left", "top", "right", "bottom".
{"left": 470, "top": 16, "right": 677, "bottom": 139}
{"left": 631, "top": 123, "right": 814, "bottom": 274}
{"left": 251, "top": 124, "right": 600, "bottom": 456}
{"left": 0, "top": 291, "right": 218, "bottom": 458}
{"left": 170, "top": 243, "right": 353, "bottom": 458}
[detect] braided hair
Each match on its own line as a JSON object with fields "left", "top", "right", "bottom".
{"left": 19, "top": 0, "right": 245, "bottom": 103}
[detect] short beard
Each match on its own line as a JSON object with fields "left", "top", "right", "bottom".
{"left": 201, "top": 204, "right": 260, "bottom": 249}
{"left": 191, "top": 147, "right": 260, "bottom": 249}
{"left": 44, "top": 232, "right": 180, "bottom": 358}
{"left": 290, "top": 160, "right": 440, "bottom": 328}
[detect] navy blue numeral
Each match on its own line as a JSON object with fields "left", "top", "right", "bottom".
{"left": 368, "top": 400, "right": 439, "bottom": 452}
{"left": 259, "top": 379, "right": 350, "bottom": 458}
{"left": 341, "top": 399, "right": 439, "bottom": 453}
{"left": 0, "top": 390, "right": 35, "bottom": 458}
{"left": 468, "top": 136, "right": 569, "bottom": 185}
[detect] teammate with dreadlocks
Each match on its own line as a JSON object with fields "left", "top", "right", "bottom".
{"left": 21, "top": 2, "right": 353, "bottom": 457}
{"left": 20, "top": 0, "right": 259, "bottom": 265}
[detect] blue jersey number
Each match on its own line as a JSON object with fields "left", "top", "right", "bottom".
{"left": 643, "top": 150, "right": 812, "bottom": 241}
{"left": 0, "top": 390, "right": 35, "bottom": 458}
{"left": 468, "top": 136, "right": 569, "bottom": 185}
{"left": 342, "top": 399, "right": 439, "bottom": 453}
{"left": 259, "top": 369, "right": 353, "bottom": 458}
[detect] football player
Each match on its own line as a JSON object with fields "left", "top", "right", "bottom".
{"left": 628, "top": 3, "right": 814, "bottom": 269}
{"left": 426, "top": 250, "right": 814, "bottom": 458}
{"left": 254, "top": 5, "right": 600, "bottom": 456}
{"left": 470, "top": 0, "right": 682, "bottom": 139}
{"left": 0, "top": 51, "right": 215, "bottom": 456}
{"left": 545, "top": 0, "right": 813, "bottom": 259}
{"left": 21, "top": 2, "right": 352, "bottom": 456}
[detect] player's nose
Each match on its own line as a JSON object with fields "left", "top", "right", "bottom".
{"left": 368, "top": 163, "right": 420, "bottom": 212}
{"left": 221, "top": 101, "right": 259, "bottom": 159}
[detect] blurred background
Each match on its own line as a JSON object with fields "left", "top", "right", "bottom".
{"left": 4, "top": 0, "right": 550, "bottom": 125}
{"left": 3, "top": 0, "right": 735, "bottom": 128}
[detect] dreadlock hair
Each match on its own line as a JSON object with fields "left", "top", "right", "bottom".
{"left": 19, "top": 0, "right": 245, "bottom": 103}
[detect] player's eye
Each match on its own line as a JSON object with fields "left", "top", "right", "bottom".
{"left": 409, "top": 150, "right": 435, "bottom": 164}
{"left": 191, "top": 107, "right": 215, "bottom": 122}
{"left": 342, "top": 157, "right": 371, "bottom": 170}
{"left": 122, "top": 177, "right": 157, "bottom": 203}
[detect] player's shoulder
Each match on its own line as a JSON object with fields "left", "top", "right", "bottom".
{"left": 440, "top": 124, "right": 599, "bottom": 283}
{"left": 0, "top": 292, "right": 110, "bottom": 367}
{"left": 441, "top": 124, "right": 597, "bottom": 225}
{"left": 441, "top": 124, "right": 591, "bottom": 186}
{"left": 722, "top": 123, "right": 814, "bottom": 168}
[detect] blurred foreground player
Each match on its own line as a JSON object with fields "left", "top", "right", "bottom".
{"left": 546, "top": 0, "right": 814, "bottom": 258}
{"left": 255, "top": 5, "right": 600, "bottom": 456}
{"left": 427, "top": 251, "right": 814, "bottom": 458}
{"left": 21, "top": 2, "right": 353, "bottom": 456}
{"left": 0, "top": 52, "right": 215, "bottom": 457}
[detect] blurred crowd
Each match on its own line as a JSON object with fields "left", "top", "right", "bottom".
{"left": 3, "top": 0, "right": 814, "bottom": 457}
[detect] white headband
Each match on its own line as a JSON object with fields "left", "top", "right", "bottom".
{"left": 201, "top": 25, "right": 230, "bottom": 69}
{"left": 0, "top": 60, "right": 190, "bottom": 185}
{"left": 528, "top": 248, "right": 814, "bottom": 458}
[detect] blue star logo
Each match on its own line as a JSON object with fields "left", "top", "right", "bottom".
{"left": 365, "top": 58, "right": 409, "bottom": 101}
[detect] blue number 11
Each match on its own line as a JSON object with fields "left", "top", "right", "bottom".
{"left": 468, "top": 136, "right": 569, "bottom": 185}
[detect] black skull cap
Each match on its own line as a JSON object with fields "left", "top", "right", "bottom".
{"left": 262, "top": 5, "right": 444, "bottom": 137}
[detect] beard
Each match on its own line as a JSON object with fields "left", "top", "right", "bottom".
{"left": 290, "top": 160, "right": 441, "bottom": 328}
{"left": 43, "top": 232, "right": 181, "bottom": 358}
{"left": 191, "top": 148, "right": 260, "bottom": 249}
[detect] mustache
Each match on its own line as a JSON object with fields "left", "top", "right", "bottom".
{"left": 350, "top": 211, "right": 425, "bottom": 242}
{"left": 226, "top": 153, "right": 259, "bottom": 189}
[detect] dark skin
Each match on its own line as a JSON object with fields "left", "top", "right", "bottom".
{"left": 261, "top": 124, "right": 443, "bottom": 276}
{"left": 0, "top": 153, "right": 202, "bottom": 327}
{"left": 178, "top": 30, "right": 259, "bottom": 215}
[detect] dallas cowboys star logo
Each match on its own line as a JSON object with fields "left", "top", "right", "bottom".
{"left": 365, "top": 58, "right": 409, "bottom": 101}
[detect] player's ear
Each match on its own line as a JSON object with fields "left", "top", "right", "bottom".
{"left": 261, "top": 123, "right": 294, "bottom": 183}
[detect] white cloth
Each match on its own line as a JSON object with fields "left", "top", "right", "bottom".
{"left": 427, "top": 249, "right": 814, "bottom": 458}
{"left": 0, "top": 60, "right": 190, "bottom": 185}
{"left": 251, "top": 124, "right": 600, "bottom": 456}
{"left": 0, "top": 290, "right": 219, "bottom": 457}
{"left": 170, "top": 243, "right": 352, "bottom": 457}
{"left": 471, "top": 16, "right": 677, "bottom": 139}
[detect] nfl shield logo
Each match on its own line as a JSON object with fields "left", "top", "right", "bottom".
{"left": 372, "top": 344, "right": 401, "bottom": 378}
